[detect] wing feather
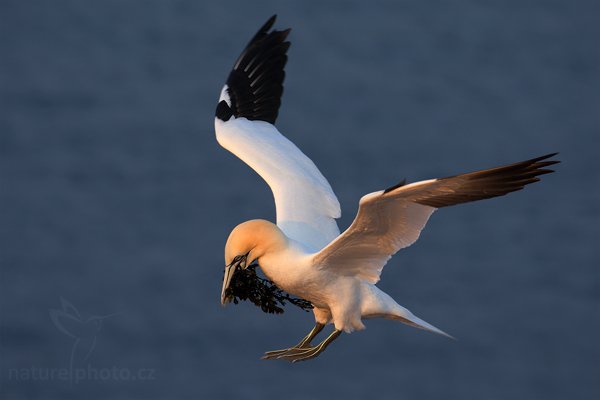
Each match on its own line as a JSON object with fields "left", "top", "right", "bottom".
{"left": 314, "top": 154, "right": 559, "bottom": 283}
{"left": 215, "top": 15, "right": 290, "bottom": 124}
{"left": 215, "top": 16, "right": 340, "bottom": 251}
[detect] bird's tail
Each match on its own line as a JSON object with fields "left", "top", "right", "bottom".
{"left": 361, "top": 285, "right": 454, "bottom": 339}
{"left": 386, "top": 308, "right": 455, "bottom": 340}
{"left": 386, "top": 314, "right": 456, "bottom": 340}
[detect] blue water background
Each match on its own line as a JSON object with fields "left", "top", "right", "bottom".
{"left": 1, "top": 1, "right": 598, "bottom": 399}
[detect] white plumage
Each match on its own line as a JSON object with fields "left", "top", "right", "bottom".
{"left": 215, "top": 15, "right": 558, "bottom": 362}
{"left": 314, "top": 183, "right": 437, "bottom": 284}
{"left": 215, "top": 107, "right": 340, "bottom": 252}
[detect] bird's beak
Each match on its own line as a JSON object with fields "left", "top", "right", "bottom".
{"left": 220, "top": 258, "right": 242, "bottom": 306}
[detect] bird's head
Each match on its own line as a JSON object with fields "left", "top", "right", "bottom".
{"left": 221, "top": 219, "right": 286, "bottom": 305}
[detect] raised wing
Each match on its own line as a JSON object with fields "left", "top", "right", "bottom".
{"left": 314, "top": 153, "right": 559, "bottom": 283}
{"left": 215, "top": 15, "right": 340, "bottom": 251}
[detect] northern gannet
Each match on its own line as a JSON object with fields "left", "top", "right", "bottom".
{"left": 215, "top": 15, "right": 558, "bottom": 362}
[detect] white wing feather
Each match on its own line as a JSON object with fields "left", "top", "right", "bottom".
{"left": 313, "top": 180, "right": 437, "bottom": 284}
{"left": 215, "top": 116, "right": 340, "bottom": 251}
{"left": 215, "top": 17, "right": 341, "bottom": 251}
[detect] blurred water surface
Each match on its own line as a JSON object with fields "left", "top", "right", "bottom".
{"left": 1, "top": 1, "right": 599, "bottom": 399}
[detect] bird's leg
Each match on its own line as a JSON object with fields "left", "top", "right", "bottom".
{"left": 295, "top": 323, "right": 325, "bottom": 348}
{"left": 278, "top": 329, "right": 342, "bottom": 363}
{"left": 261, "top": 323, "right": 325, "bottom": 360}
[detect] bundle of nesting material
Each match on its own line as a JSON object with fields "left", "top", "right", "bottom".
{"left": 223, "top": 264, "right": 313, "bottom": 314}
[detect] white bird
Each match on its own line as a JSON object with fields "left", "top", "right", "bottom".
{"left": 215, "top": 15, "right": 558, "bottom": 362}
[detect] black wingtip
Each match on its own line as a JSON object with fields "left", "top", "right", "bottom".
{"left": 249, "top": 15, "right": 277, "bottom": 44}
{"left": 529, "top": 152, "right": 560, "bottom": 164}
{"left": 413, "top": 152, "right": 560, "bottom": 208}
{"left": 217, "top": 15, "right": 291, "bottom": 124}
{"left": 265, "top": 14, "right": 277, "bottom": 29}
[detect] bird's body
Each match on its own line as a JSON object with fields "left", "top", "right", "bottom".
{"left": 226, "top": 219, "right": 448, "bottom": 336}
{"left": 215, "top": 15, "right": 558, "bottom": 362}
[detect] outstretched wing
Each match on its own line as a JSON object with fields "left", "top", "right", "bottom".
{"left": 214, "top": 15, "right": 340, "bottom": 251}
{"left": 314, "top": 153, "right": 559, "bottom": 283}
